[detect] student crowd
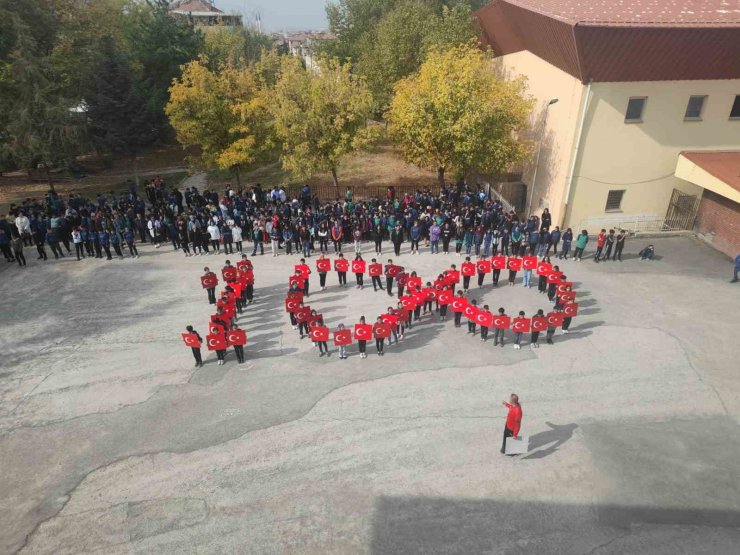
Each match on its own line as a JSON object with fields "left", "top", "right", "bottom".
{"left": 1, "top": 180, "right": 625, "bottom": 269}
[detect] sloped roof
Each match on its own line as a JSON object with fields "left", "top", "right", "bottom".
{"left": 170, "top": 1, "right": 223, "bottom": 15}
{"left": 476, "top": 0, "right": 740, "bottom": 82}
{"left": 680, "top": 151, "right": 740, "bottom": 193}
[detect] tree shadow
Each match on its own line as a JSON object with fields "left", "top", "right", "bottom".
{"left": 522, "top": 422, "right": 578, "bottom": 460}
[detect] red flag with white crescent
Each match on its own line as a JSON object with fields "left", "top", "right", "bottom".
{"left": 531, "top": 316, "right": 548, "bottom": 332}
{"left": 512, "top": 317, "right": 531, "bottom": 333}
{"left": 309, "top": 326, "right": 329, "bottom": 342}
{"left": 547, "top": 312, "right": 564, "bottom": 327}
{"left": 351, "top": 260, "right": 366, "bottom": 274}
{"left": 476, "top": 310, "right": 494, "bottom": 328}
{"left": 227, "top": 329, "right": 247, "bottom": 346}
{"left": 563, "top": 303, "right": 579, "bottom": 317}
{"left": 333, "top": 329, "right": 352, "bottom": 346}
{"left": 201, "top": 275, "right": 218, "bottom": 289}
{"left": 493, "top": 315, "right": 511, "bottom": 330}
{"left": 182, "top": 333, "right": 201, "bottom": 348}
{"left": 461, "top": 263, "right": 476, "bottom": 277}
{"left": 373, "top": 323, "right": 392, "bottom": 339}
{"left": 354, "top": 324, "right": 372, "bottom": 340}
{"left": 316, "top": 259, "right": 331, "bottom": 273}
{"left": 206, "top": 334, "right": 227, "bottom": 351}
{"left": 523, "top": 256, "right": 537, "bottom": 270}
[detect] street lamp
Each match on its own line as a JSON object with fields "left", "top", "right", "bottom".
{"left": 525, "top": 97, "right": 559, "bottom": 218}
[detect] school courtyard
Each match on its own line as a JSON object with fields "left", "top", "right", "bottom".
{"left": 0, "top": 234, "right": 738, "bottom": 554}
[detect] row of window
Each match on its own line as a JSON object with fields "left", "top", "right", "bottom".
{"left": 625, "top": 95, "right": 740, "bottom": 123}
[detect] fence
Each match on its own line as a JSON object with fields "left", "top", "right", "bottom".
{"left": 283, "top": 183, "right": 443, "bottom": 202}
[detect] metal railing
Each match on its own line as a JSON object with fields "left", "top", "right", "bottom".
{"left": 577, "top": 214, "right": 693, "bottom": 233}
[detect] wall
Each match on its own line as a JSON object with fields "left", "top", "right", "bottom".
{"left": 566, "top": 80, "right": 740, "bottom": 231}
{"left": 493, "top": 51, "right": 585, "bottom": 226}
{"left": 694, "top": 190, "right": 740, "bottom": 258}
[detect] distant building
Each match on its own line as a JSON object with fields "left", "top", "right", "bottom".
{"left": 275, "top": 31, "right": 334, "bottom": 69}
{"left": 476, "top": 0, "right": 740, "bottom": 255}
{"left": 169, "top": 0, "right": 242, "bottom": 27}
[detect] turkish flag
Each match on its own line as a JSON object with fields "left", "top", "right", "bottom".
{"left": 373, "top": 323, "right": 392, "bottom": 339}
{"left": 240, "top": 269, "right": 255, "bottom": 285}
{"left": 547, "top": 312, "right": 564, "bottom": 327}
{"left": 463, "top": 303, "right": 477, "bottom": 321}
{"left": 182, "top": 333, "right": 201, "bottom": 348}
{"left": 230, "top": 282, "right": 243, "bottom": 298}
{"left": 400, "top": 295, "right": 416, "bottom": 309}
{"left": 222, "top": 306, "right": 235, "bottom": 320}
{"left": 450, "top": 297, "right": 468, "bottom": 313}
{"left": 381, "top": 314, "right": 399, "bottom": 327}
{"left": 294, "top": 264, "right": 311, "bottom": 278}
{"left": 537, "top": 262, "right": 553, "bottom": 276}
{"left": 512, "top": 317, "right": 531, "bottom": 333}
{"left": 368, "top": 263, "right": 383, "bottom": 277}
{"left": 289, "top": 275, "right": 305, "bottom": 289}
{"left": 351, "top": 260, "right": 366, "bottom": 274}
{"left": 309, "top": 312, "right": 323, "bottom": 324}
{"left": 425, "top": 287, "right": 439, "bottom": 300}
{"left": 476, "top": 310, "right": 494, "bottom": 328}
{"left": 285, "top": 297, "right": 300, "bottom": 313}
{"left": 407, "top": 276, "right": 422, "bottom": 290}
{"left": 236, "top": 259, "right": 252, "bottom": 271}
{"left": 557, "top": 281, "right": 573, "bottom": 294}
{"left": 385, "top": 264, "right": 402, "bottom": 278}
{"left": 354, "top": 324, "right": 373, "bottom": 340}
{"left": 206, "top": 333, "right": 227, "bottom": 351}
{"left": 493, "top": 315, "right": 512, "bottom": 330}
{"left": 507, "top": 257, "right": 523, "bottom": 272}
{"left": 476, "top": 260, "right": 492, "bottom": 274}
{"left": 201, "top": 275, "right": 218, "bottom": 289}
{"left": 492, "top": 256, "right": 506, "bottom": 270}
{"left": 559, "top": 291, "right": 577, "bottom": 303}
{"left": 309, "top": 326, "right": 329, "bottom": 342}
{"left": 461, "top": 263, "right": 476, "bottom": 277}
{"left": 444, "top": 269, "right": 460, "bottom": 284}
{"left": 222, "top": 267, "right": 237, "bottom": 282}
{"left": 438, "top": 291, "right": 453, "bottom": 305}
{"left": 523, "top": 256, "right": 538, "bottom": 270}
{"left": 333, "top": 329, "right": 353, "bottom": 346}
{"left": 563, "top": 303, "right": 579, "bottom": 317}
{"left": 547, "top": 271, "right": 563, "bottom": 284}
{"left": 209, "top": 322, "right": 225, "bottom": 335}
{"left": 411, "top": 290, "right": 426, "bottom": 306}
{"left": 335, "top": 259, "right": 350, "bottom": 272}
{"left": 295, "top": 306, "right": 311, "bottom": 323}
{"left": 532, "top": 317, "right": 548, "bottom": 332}
{"left": 227, "top": 329, "right": 247, "bottom": 346}
{"left": 316, "top": 258, "right": 331, "bottom": 273}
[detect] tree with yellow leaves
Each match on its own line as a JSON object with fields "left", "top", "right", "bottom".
{"left": 269, "top": 56, "right": 378, "bottom": 188}
{"left": 387, "top": 44, "right": 534, "bottom": 186}
{"left": 165, "top": 57, "right": 275, "bottom": 185}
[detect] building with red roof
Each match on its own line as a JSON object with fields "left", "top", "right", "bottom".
{"left": 476, "top": 0, "right": 740, "bottom": 255}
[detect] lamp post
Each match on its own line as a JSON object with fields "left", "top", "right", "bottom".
{"left": 526, "top": 97, "right": 558, "bottom": 218}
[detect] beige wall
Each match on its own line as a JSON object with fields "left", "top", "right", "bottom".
{"left": 494, "top": 51, "right": 585, "bottom": 226}
{"left": 566, "top": 80, "right": 740, "bottom": 231}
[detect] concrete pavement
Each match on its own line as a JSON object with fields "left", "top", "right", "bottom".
{"left": 0, "top": 234, "right": 739, "bottom": 554}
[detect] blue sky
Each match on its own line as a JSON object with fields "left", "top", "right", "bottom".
{"left": 216, "top": 0, "right": 330, "bottom": 32}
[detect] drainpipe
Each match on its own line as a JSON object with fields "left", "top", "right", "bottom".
{"left": 562, "top": 80, "right": 592, "bottom": 229}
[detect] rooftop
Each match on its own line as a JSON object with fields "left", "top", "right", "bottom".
{"left": 170, "top": 0, "right": 223, "bottom": 15}
{"left": 504, "top": 0, "right": 740, "bottom": 26}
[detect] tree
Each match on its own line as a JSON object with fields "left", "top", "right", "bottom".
{"left": 85, "top": 37, "right": 158, "bottom": 184}
{"left": 387, "top": 44, "right": 533, "bottom": 186}
{"left": 126, "top": 0, "right": 203, "bottom": 132}
{"left": 203, "top": 25, "right": 272, "bottom": 71}
{"left": 269, "top": 57, "right": 378, "bottom": 188}
{"left": 356, "top": 1, "right": 437, "bottom": 116}
{"left": 166, "top": 58, "right": 275, "bottom": 185}
{"left": 4, "top": 16, "right": 86, "bottom": 188}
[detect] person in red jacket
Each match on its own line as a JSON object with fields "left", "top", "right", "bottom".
{"left": 501, "top": 393, "right": 523, "bottom": 454}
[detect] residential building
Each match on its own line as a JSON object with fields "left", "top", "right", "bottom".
{"left": 169, "top": 0, "right": 242, "bottom": 27}
{"left": 476, "top": 0, "right": 740, "bottom": 255}
{"left": 276, "top": 32, "right": 334, "bottom": 70}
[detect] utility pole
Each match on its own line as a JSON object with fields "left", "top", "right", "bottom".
{"left": 526, "top": 98, "right": 558, "bottom": 218}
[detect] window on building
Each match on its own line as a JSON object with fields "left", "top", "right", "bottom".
{"left": 731, "top": 95, "right": 740, "bottom": 119}
{"left": 684, "top": 95, "right": 706, "bottom": 120}
{"left": 625, "top": 97, "right": 646, "bottom": 122}
{"left": 605, "top": 190, "right": 625, "bottom": 212}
